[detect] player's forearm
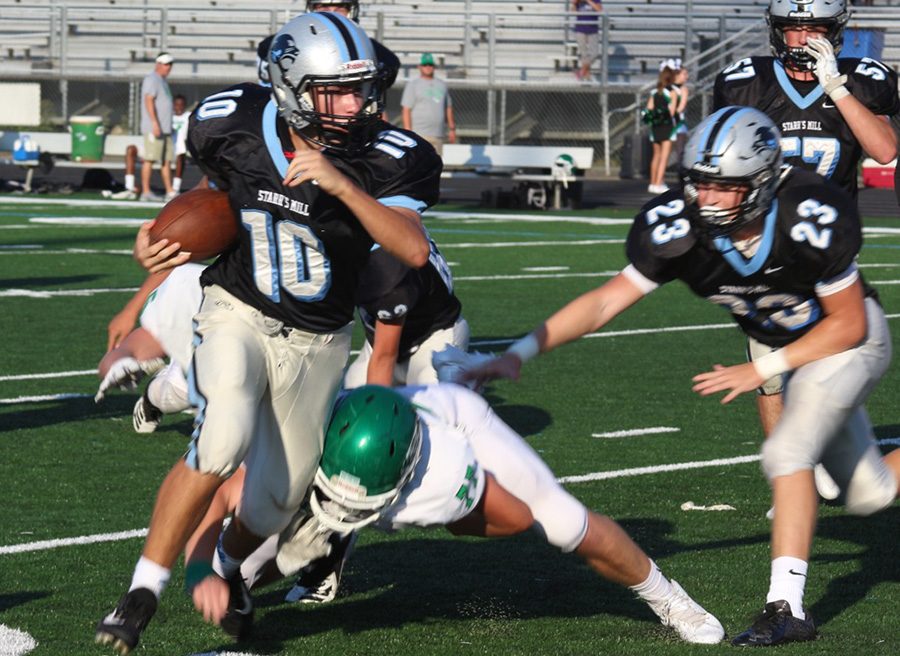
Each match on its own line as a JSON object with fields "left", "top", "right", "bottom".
{"left": 836, "top": 98, "right": 897, "bottom": 163}
{"left": 336, "top": 186, "right": 429, "bottom": 267}
{"left": 539, "top": 274, "right": 645, "bottom": 353}
{"left": 778, "top": 291, "right": 867, "bottom": 372}
{"left": 366, "top": 352, "right": 396, "bottom": 386}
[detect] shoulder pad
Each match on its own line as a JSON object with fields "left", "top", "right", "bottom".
{"left": 776, "top": 170, "right": 861, "bottom": 253}
{"left": 842, "top": 58, "right": 900, "bottom": 115}
{"left": 630, "top": 192, "right": 697, "bottom": 261}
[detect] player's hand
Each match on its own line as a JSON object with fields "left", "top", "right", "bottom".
{"left": 192, "top": 573, "right": 229, "bottom": 625}
{"left": 283, "top": 150, "right": 352, "bottom": 197}
{"left": 806, "top": 37, "right": 849, "bottom": 100}
{"left": 95, "top": 357, "right": 165, "bottom": 402}
{"left": 691, "top": 362, "right": 763, "bottom": 405}
{"left": 107, "top": 308, "right": 139, "bottom": 351}
{"left": 134, "top": 220, "right": 191, "bottom": 273}
{"left": 458, "top": 353, "right": 523, "bottom": 390}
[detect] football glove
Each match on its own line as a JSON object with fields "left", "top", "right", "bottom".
{"left": 431, "top": 344, "right": 495, "bottom": 391}
{"left": 806, "top": 37, "right": 849, "bottom": 101}
{"left": 94, "top": 357, "right": 166, "bottom": 402}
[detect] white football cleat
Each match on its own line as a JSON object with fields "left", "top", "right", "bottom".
{"left": 646, "top": 580, "right": 725, "bottom": 644}
{"left": 813, "top": 463, "right": 840, "bottom": 501}
{"left": 431, "top": 345, "right": 494, "bottom": 390}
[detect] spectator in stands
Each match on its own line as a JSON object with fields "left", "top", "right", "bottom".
{"left": 571, "top": 1, "right": 602, "bottom": 81}
{"left": 171, "top": 95, "right": 191, "bottom": 196}
{"left": 140, "top": 52, "right": 176, "bottom": 202}
{"left": 644, "top": 61, "right": 678, "bottom": 194}
{"left": 401, "top": 53, "right": 456, "bottom": 155}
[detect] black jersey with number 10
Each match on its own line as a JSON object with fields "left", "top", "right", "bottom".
{"left": 187, "top": 83, "right": 442, "bottom": 333}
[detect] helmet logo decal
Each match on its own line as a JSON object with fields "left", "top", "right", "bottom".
{"left": 270, "top": 33, "right": 300, "bottom": 74}
{"left": 750, "top": 126, "right": 779, "bottom": 159}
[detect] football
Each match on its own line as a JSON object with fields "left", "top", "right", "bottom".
{"left": 149, "top": 188, "right": 238, "bottom": 261}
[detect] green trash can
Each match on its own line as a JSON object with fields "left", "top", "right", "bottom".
{"left": 70, "top": 115, "right": 105, "bottom": 161}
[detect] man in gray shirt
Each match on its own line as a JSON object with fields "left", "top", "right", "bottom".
{"left": 401, "top": 53, "right": 456, "bottom": 155}
{"left": 140, "top": 53, "right": 176, "bottom": 201}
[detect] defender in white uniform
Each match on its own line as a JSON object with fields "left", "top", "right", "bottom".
{"left": 96, "top": 263, "right": 204, "bottom": 432}
{"left": 187, "top": 385, "right": 725, "bottom": 645}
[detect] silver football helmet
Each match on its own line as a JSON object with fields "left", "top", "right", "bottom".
{"left": 681, "top": 107, "right": 783, "bottom": 237}
{"left": 268, "top": 12, "right": 383, "bottom": 152}
{"left": 306, "top": 0, "right": 360, "bottom": 21}
{"left": 766, "top": 0, "right": 849, "bottom": 71}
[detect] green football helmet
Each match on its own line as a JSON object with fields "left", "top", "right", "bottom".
{"left": 310, "top": 386, "right": 422, "bottom": 532}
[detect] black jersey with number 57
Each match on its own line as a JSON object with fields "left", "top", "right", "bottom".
{"left": 713, "top": 56, "right": 899, "bottom": 199}
{"left": 626, "top": 169, "right": 876, "bottom": 348}
{"left": 186, "top": 82, "right": 442, "bottom": 333}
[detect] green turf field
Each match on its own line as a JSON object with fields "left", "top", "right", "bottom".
{"left": 0, "top": 196, "right": 897, "bottom": 655}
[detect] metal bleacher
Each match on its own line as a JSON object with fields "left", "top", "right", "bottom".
{"left": 1, "top": 1, "right": 898, "bottom": 84}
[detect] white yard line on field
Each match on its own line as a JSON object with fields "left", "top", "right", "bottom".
{"left": 0, "top": 369, "right": 96, "bottom": 382}
{"left": 0, "top": 287, "right": 138, "bottom": 298}
{"left": 0, "top": 528, "right": 148, "bottom": 555}
{"left": 29, "top": 217, "right": 145, "bottom": 227}
{"left": 0, "top": 393, "right": 92, "bottom": 405}
{"left": 3, "top": 438, "right": 897, "bottom": 557}
{"left": 0, "top": 249, "right": 133, "bottom": 256}
{"left": 0, "top": 625, "right": 37, "bottom": 655}
{"left": 592, "top": 427, "right": 681, "bottom": 438}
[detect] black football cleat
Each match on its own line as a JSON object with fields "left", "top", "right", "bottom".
{"left": 731, "top": 600, "right": 817, "bottom": 647}
{"left": 220, "top": 573, "right": 254, "bottom": 641}
{"left": 95, "top": 587, "right": 158, "bottom": 655}
{"left": 285, "top": 531, "right": 357, "bottom": 604}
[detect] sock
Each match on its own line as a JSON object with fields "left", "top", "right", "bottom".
{"left": 212, "top": 532, "right": 244, "bottom": 580}
{"left": 125, "top": 174, "right": 135, "bottom": 192}
{"left": 172, "top": 177, "right": 182, "bottom": 193}
{"left": 629, "top": 559, "right": 674, "bottom": 604}
{"left": 766, "top": 556, "right": 808, "bottom": 619}
{"left": 129, "top": 556, "right": 171, "bottom": 600}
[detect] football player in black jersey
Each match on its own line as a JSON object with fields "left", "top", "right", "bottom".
{"left": 344, "top": 237, "right": 468, "bottom": 388}
{"left": 714, "top": 0, "right": 898, "bottom": 200}
{"left": 713, "top": 0, "right": 898, "bottom": 448}
{"left": 95, "top": 13, "right": 439, "bottom": 654}
{"left": 464, "top": 107, "right": 900, "bottom": 646}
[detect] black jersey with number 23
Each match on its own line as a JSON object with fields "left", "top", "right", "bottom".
{"left": 626, "top": 169, "right": 875, "bottom": 348}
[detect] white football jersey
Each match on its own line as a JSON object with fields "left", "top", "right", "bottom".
{"left": 139, "top": 263, "right": 205, "bottom": 373}
{"left": 374, "top": 384, "right": 487, "bottom": 531}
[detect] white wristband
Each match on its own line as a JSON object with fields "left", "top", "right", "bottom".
{"left": 506, "top": 333, "right": 540, "bottom": 363}
{"left": 828, "top": 84, "right": 850, "bottom": 101}
{"left": 753, "top": 349, "right": 790, "bottom": 381}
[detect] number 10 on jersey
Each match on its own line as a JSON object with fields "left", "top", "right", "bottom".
{"left": 241, "top": 209, "right": 332, "bottom": 302}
